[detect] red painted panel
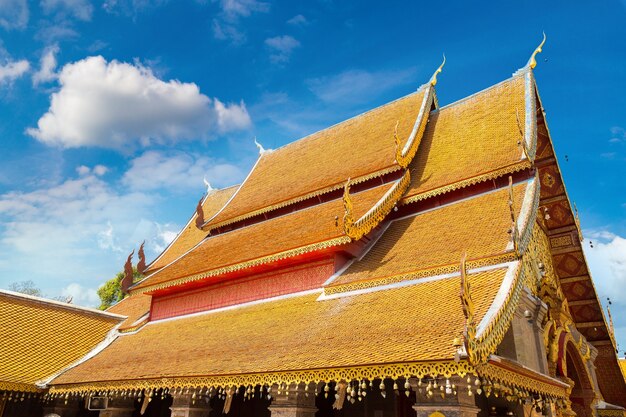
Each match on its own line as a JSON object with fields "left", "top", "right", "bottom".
{"left": 151, "top": 259, "right": 334, "bottom": 321}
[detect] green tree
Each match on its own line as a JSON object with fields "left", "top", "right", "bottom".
{"left": 97, "top": 267, "right": 143, "bottom": 310}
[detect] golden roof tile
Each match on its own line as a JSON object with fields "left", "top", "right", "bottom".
{"left": 146, "top": 185, "right": 238, "bottom": 272}
{"left": 52, "top": 267, "right": 506, "bottom": 387}
{"left": 106, "top": 293, "right": 152, "bottom": 332}
{"left": 132, "top": 182, "right": 395, "bottom": 293}
{"left": 328, "top": 181, "right": 529, "bottom": 292}
{"left": 205, "top": 88, "right": 433, "bottom": 230}
{"left": 402, "top": 74, "right": 530, "bottom": 204}
{"left": 0, "top": 291, "right": 122, "bottom": 392}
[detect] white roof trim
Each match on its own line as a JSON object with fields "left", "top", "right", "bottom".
{"left": 0, "top": 289, "right": 125, "bottom": 320}
{"left": 476, "top": 261, "right": 521, "bottom": 337}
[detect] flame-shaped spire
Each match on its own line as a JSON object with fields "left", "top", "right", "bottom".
{"left": 526, "top": 32, "right": 546, "bottom": 69}
{"left": 429, "top": 54, "right": 446, "bottom": 86}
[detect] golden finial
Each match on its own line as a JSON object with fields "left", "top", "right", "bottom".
{"left": 429, "top": 54, "right": 446, "bottom": 86}
{"left": 526, "top": 32, "right": 546, "bottom": 69}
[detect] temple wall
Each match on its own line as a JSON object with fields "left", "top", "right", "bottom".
{"left": 150, "top": 258, "right": 334, "bottom": 320}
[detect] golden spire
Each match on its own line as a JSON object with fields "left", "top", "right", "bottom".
{"left": 429, "top": 54, "right": 446, "bottom": 86}
{"left": 526, "top": 32, "right": 546, "bottom": 69}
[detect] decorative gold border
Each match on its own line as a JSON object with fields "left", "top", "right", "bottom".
{"left": 401, "top": 161, "right": 532, "bottom": 206}
{"left": 0, "top": 381, "right": 40, "bottom": 393}
{"left": 50, "top": 360, "right": 475, "bottom": 395}
{"left": 480, "top": 360, "right": 568, "bottom": 399}
{"left": 135, "top": 236, "right": 351, "bottom": 294}
{"left": 324, "top": 252, "right": 516, "bottom": 296}
{"left": 343, "top": 170, "right": 411, "bottom": 241}
{"left": 395, "top": 86, "right": 434, "bottom": 168}
{"left": 205, "top": 165, "right": 402, "bottom": 232}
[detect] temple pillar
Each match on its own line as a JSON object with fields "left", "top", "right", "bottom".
{"left": 410, "top": 377, "right": 479, "bottom": 417}
{"left": 43, "top": 397, "right": 80, "bottom": 417}
{"left": 170, "top": 393, "right": 211, "bottom": 417}
{"left": 99, "top": 397, "right": 136, "bottom": 417}
{"left": 268, "top": 383, "right": 317, "bottom": 417}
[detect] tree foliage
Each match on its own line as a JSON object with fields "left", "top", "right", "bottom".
{"left": 8, "top": 280, "right": 43, "bottom": 297}
{"left": 97, "top": 267, "right": 143, "bottom": 310}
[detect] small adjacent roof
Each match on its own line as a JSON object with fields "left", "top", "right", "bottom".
{"left": 402, "top": 73, "right": 530, "bottom": 204}
{"left": 204, "top": 86, "right": 434, "bottom": 230}
{"left": 0, "top": 290, "right": 123, "bottom": 392}
{"left": 328, "top": 180, "right": 533, "bottom": 293}
{"left": 52, "top": 265, "right": 509, "bottom": 389}
{"left": 106, "top": 293, "right": 152, "bottom": 332}
{"left": 133, "top": 182, "right": 396, "bottom": 293}
{"left": 146, "top": 185, "right": 238, "bottom": 273}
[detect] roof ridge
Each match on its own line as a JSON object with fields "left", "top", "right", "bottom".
{"left": 0, "top": 288, "right": 125, "bottom": 320}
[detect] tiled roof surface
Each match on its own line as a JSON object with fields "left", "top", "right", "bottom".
{"left": 53, "top": 267, "right": 506, "bottom": 385}
{"left": 106, "top": 293, "right": 152, "bottom": 331}
{"left": 331, "top": 182, "right": 527, "bottom": 288}
{"left": 0, "top": 291, "right": 121, "bottom": 389}
{"left": 133, "top": 183, "right": 394, "bottom": 292}
{"left": 206, "top": 89, "right": 428, "bottom": 229}
{"left": 620, "top": 359, "right": 626, "bottom": 382}
{"left": 147, "top": 185, "right": 238, "bottom": 272}
{"left": 402, "top": 74, "right": 527, "bottom": 202}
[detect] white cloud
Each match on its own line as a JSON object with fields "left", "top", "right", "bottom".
{"left": 27, "top": 56, "right": 251, "bottom": 149}
{"left": 0, "top": 59, "right": 29, "bottom": 84}
{"left": 61, "top": 283, "right": 100, "bottom": 305}
{"left": 307, "top": 68, "right": 417, "bottom": 104}
{"left": 0, "top": 171, "right": 163, "bottom": 307}
{"left": 218, "top": 0, "right": 268, "bottom": 19}
{"left": 287, "top": 14, "right": 307, "bottom": 26}
{"left": 585, "top": 230, "right": 626, "bottom": 300}
{"left": 32, "top": 44, "right": 59, "bottom": 86}
{"left": 41, "top": 0, "right": 93, "bottom": 21}
{"left": 584, "top": 229, "right": 626, "bottom": 348}
{"left": 610, "top": 126, "right": 625, "bottom": 143}
{"left": 102, "top": 0, "right": 169, "bottom": 18}
{"left": 265, "top": 35, "right": 300, "bottom": 64}
{"left": 212, "top": 0, "right": 268, "bottom": 44}
{"left": 122, "top": 150, "right": 243, "bottom": 192}
{"left": 0, "top": 0, "right": 29, "bottom": 30}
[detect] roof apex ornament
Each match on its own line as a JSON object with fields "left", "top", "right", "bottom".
{"left": 137, "top": 241, "right": 147, "bottom": 275}
{"left": 195, "top": 197, "right": 205, "bottom": 230}
{"left": 254, "top": 137, "right": 272, "bottom": 155}
{"left": 429, "top": 54, "right": 446, "bottom": 86}
{"left": 526, "top": 32, "right": 546, "bottom": 70}
{"left": 121, "top": 250, "right": 135, "bottom": 295}
{"left": 203, "top": 177, "right": 215, "bottom": 194}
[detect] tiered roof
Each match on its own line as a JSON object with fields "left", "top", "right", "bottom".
{"left": 0, "top": 290, "right": 123, "bottom": 392}
{"left": 41, "top": 58, "right": 622, "bottom": 405}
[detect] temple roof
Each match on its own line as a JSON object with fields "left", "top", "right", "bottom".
{"left": 402, "top": 73, "right": 530, "bottom": 204}
{"left": 0, "top": 290, "right": 123, "bottom": 392}
{"left": 146, "top": 185, "right": 238, "bottom": 273}
{"left": 52, "top": 264, "right": 511, "bottom": 389}
{"left": 106, "top": 292, "right": 152, "bottom": 332}
{"left": 327, "top": 180, "right": 535, "bottom": 294}
{"left": 133, "top": 181, "right": 397, "bottom": 293}
{"left": 203, "top": 85, "right": 434, "bottom": 231}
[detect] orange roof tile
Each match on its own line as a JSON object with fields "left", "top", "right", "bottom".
{"left": 402, "top": 74, "right": 530, "bottom": 204}
{"left": 206, "top": 88, "right": 432, "bottom": 230}
{"left": 146, "top": 185, "right": 238, "bottom": 272}
{"left": 132, "top": 182, "right": 395, "bottom": 293}
{"left": 53, "top": 267, "right": 506, "bottom": 387}
{"left": 328, "top": 181, "right": 530, "bottom": 292}
{"left": 106, "top": 293, "right": 152, "bottom": 331}
{"left": 0, "top": 290, "right": 122, "bottom": 392}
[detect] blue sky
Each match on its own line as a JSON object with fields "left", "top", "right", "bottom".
{"left": 0, "top": 0, "right": 625, "bottom": 349}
